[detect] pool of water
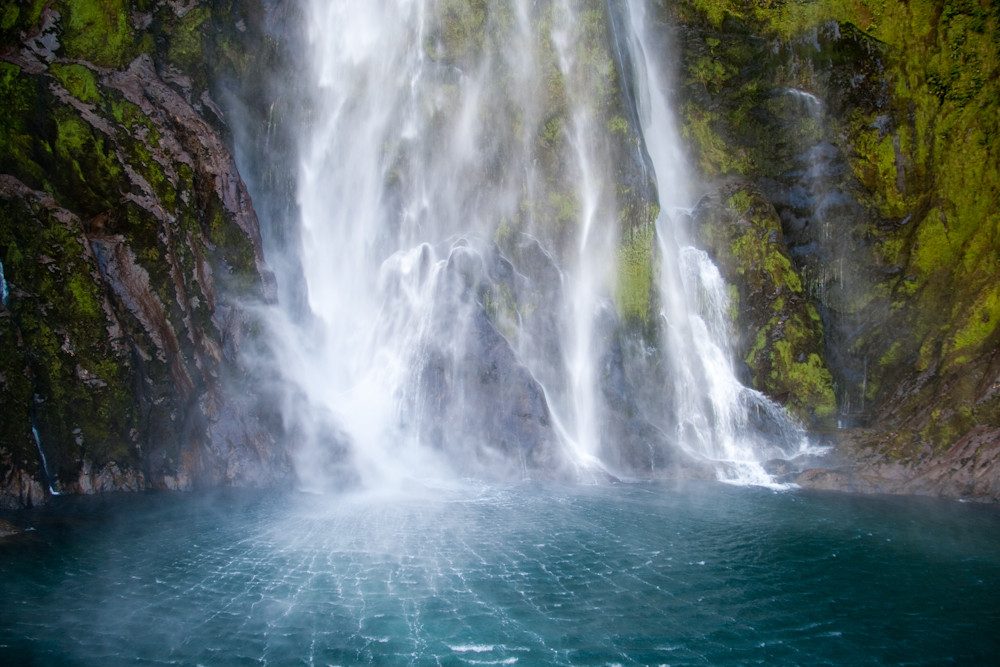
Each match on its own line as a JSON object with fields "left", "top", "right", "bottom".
{"left": 1, "top": 480, "right": 998, "bottom": 665}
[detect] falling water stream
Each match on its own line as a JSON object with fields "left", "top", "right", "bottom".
{"left": 268, "top": 0, "right": 811, "bottom": 490}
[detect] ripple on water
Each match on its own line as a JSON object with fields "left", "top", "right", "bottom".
{"left": 0, "top": 482, "right": 998, "bottom": 665}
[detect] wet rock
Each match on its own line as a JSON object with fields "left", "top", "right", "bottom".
{"left": 409, "top": 239, "right": 575, "bottom": 481}
{"left": 763, "top": 458, "right": 793, "bottom": 476}
{"left": 0, "top": 4, "right": 289, "bottom": 506}
{"left": 0, "top": 519, "right": 21, "bottom": 538}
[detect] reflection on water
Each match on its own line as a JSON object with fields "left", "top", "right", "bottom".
{"left": 1, "top": 482, "right": 998, "bottom": 665}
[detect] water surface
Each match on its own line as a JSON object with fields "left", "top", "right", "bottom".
{"left": 1, "top": 481, "right": 998, "bottom": 665}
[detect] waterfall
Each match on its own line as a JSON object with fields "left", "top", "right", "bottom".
{"left": 31, "top": 424, "right": 60, "bottom": 496}
{"left": 265, "top": 0, "right": 809, "bottom": 490}
{"left": 0, "top": 259, "right": 9, "bottom": 307}
{"left": 623, "top": 1, "right": 809, "bottom": 483}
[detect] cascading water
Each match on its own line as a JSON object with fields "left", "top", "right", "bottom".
{"left": 624, "top": 2, "right": 811, "bottom": 482}
{"left": 267, "top": 0, "right": 812, "bottom": 490}
{"left": 0, "top": 259, "right": 9, "bottom": 307}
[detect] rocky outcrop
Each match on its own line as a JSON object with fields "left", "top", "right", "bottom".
{"left": 794, "top": 426, "right": 1000, "bottom": 499}
{"left": 665, "top": 0, "right": 1000, "bottom": 498}
{"left": 0, "top": 1, "right": 290, "bottom": 507}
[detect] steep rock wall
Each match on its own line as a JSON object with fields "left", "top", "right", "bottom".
{"left": 662, "top": 0, "right": 1000, "bottom": 498}
{"left": 0, "top": 0, "right": 290, "bottom": 507}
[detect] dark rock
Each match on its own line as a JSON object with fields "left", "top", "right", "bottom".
{"left": 0, "top": 519, "right": 21, "bottom": 538}
{"left": 0, "top": 5, "right": 289, "bottom": 506}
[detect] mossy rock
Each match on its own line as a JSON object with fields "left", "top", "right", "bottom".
{"left": 0, "top": 1, "right": 285, "bottom": 501}
{"left": 0, "top": 190, "right": 138, "bottom": 489}
{"left": 695, "top": 183, "right": 836, "bottom": 425}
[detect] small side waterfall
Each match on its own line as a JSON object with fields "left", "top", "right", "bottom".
{"left": 266, "top": 0, "right": 810, "bottom": 489}
{"left": 31, "top": 424, "right": 60, "bottom": 496}
{"left": 624, "top": 1, "right": 808, "bottom": 483}
{"left": 0, "top": 258, "right": 9, "bottom": 307}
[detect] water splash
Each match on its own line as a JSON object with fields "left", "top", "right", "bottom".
{"left": 624, "top": 0, "right": 809, "bottom": 483}
{"left": 269, "top": 0, "right": 597, "bottom": 486}
{"left": 263, "top": 0, "right": 812, "bottom": 490}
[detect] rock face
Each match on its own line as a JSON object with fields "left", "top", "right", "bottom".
{"left": 663, "top": 0, "right": 1000, "bottom": 498}
{"left": 392, "top": 238, "right": 575, "bottom": 480}
{"left": 0, "top": 1, "right": 290, "bottom": 507}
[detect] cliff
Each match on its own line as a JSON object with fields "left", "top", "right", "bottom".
{"left": 663, "top": 0, "right": 1000, "bottom": 498}
{"left": 0, "top": 0, "right": 292, "bottom": 507}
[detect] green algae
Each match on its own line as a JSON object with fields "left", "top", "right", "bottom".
{"left": 616, "top": 223, "right": 656, "bottom": 326}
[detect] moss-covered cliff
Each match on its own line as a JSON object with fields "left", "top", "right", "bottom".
{"left": 0, "top": 0, "right": 291, "bottom": 507}
{"left": 663, "top": 0, "right": 1000, "bottom": 497}
{"left": 1, "top": 0, "right": 996, "bottom": 501}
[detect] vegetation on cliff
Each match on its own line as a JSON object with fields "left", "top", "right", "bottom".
{"left": 666, "top": 0, "right": 999, "bottom": 494}
{"left": 0, "top": 0, "right": 289, "bottom": 506}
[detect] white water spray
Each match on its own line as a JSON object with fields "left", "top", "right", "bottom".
{"left": 264, "top": 0, "right": 811, "bottom": 489}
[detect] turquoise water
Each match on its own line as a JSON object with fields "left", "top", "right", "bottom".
{"left": 1, "top": 481, "right": 998, "bottom": 665}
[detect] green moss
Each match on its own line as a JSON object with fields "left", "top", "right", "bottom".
{"left": 726, "top": 190, "right": 752, "bottom": 214}
{"left": 950, "top": 282, "right": 1000, "bottom": 353}
{"left": 847, "top": 116, "right": 907, "bottom": 219}
{"left": 910, "top": 209, "right": 957, "bottom": 276}
{"left": 690, "top": 55, "right": 733, "bottom": 93}
{"left": 50, "top": 64, "right": 101, "bottom": 105}
{"left": 541, "top": 115, "right": 564, "bottom": 147}
{"left": 682, "top": 104, "right": 752, "bottom": 176}
{"left": 0, "top": 63, "right": 47, "bottom": 185}
{"left": 67, "top": 273, "right": 101, "bottom": 319}
{"left": 616, "top": 224, "right": 656, "bottom": 325}
{"left": 0, "top": 5, "right": 18, "bottom": 31}
{"left": 165, "top": 6, "right": 211, "bottom": 74}
{"left": 729, "top": 221, "right": 802, "bottom": 295}
{"left": 58, "top": 0, "right": 135, "bottom": 67}
{"left": 548, "top": 191, "right": 578, "bottom": 227}
{"left": 607, "top": 115, "right": 628, "bottom": 136}
{"left": 725, "top": 283, "right": 740, "bottom": 323}
{"left": 0, "top": 0, "right": 47, "bottom": 47}
{"left": 110, "top": 98, "right": 161, "bottom": 147}
{"left": 771, "top": 336, "right": 837, "bottom": 421}
{"left": 204, "top": 195, "right": 257, "bottom": 286}
{"left": 745, "top": 320, "right": 771, "bottom": 369}
{"left": 50, "top": 108, "right": 124, "bottom": 216}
